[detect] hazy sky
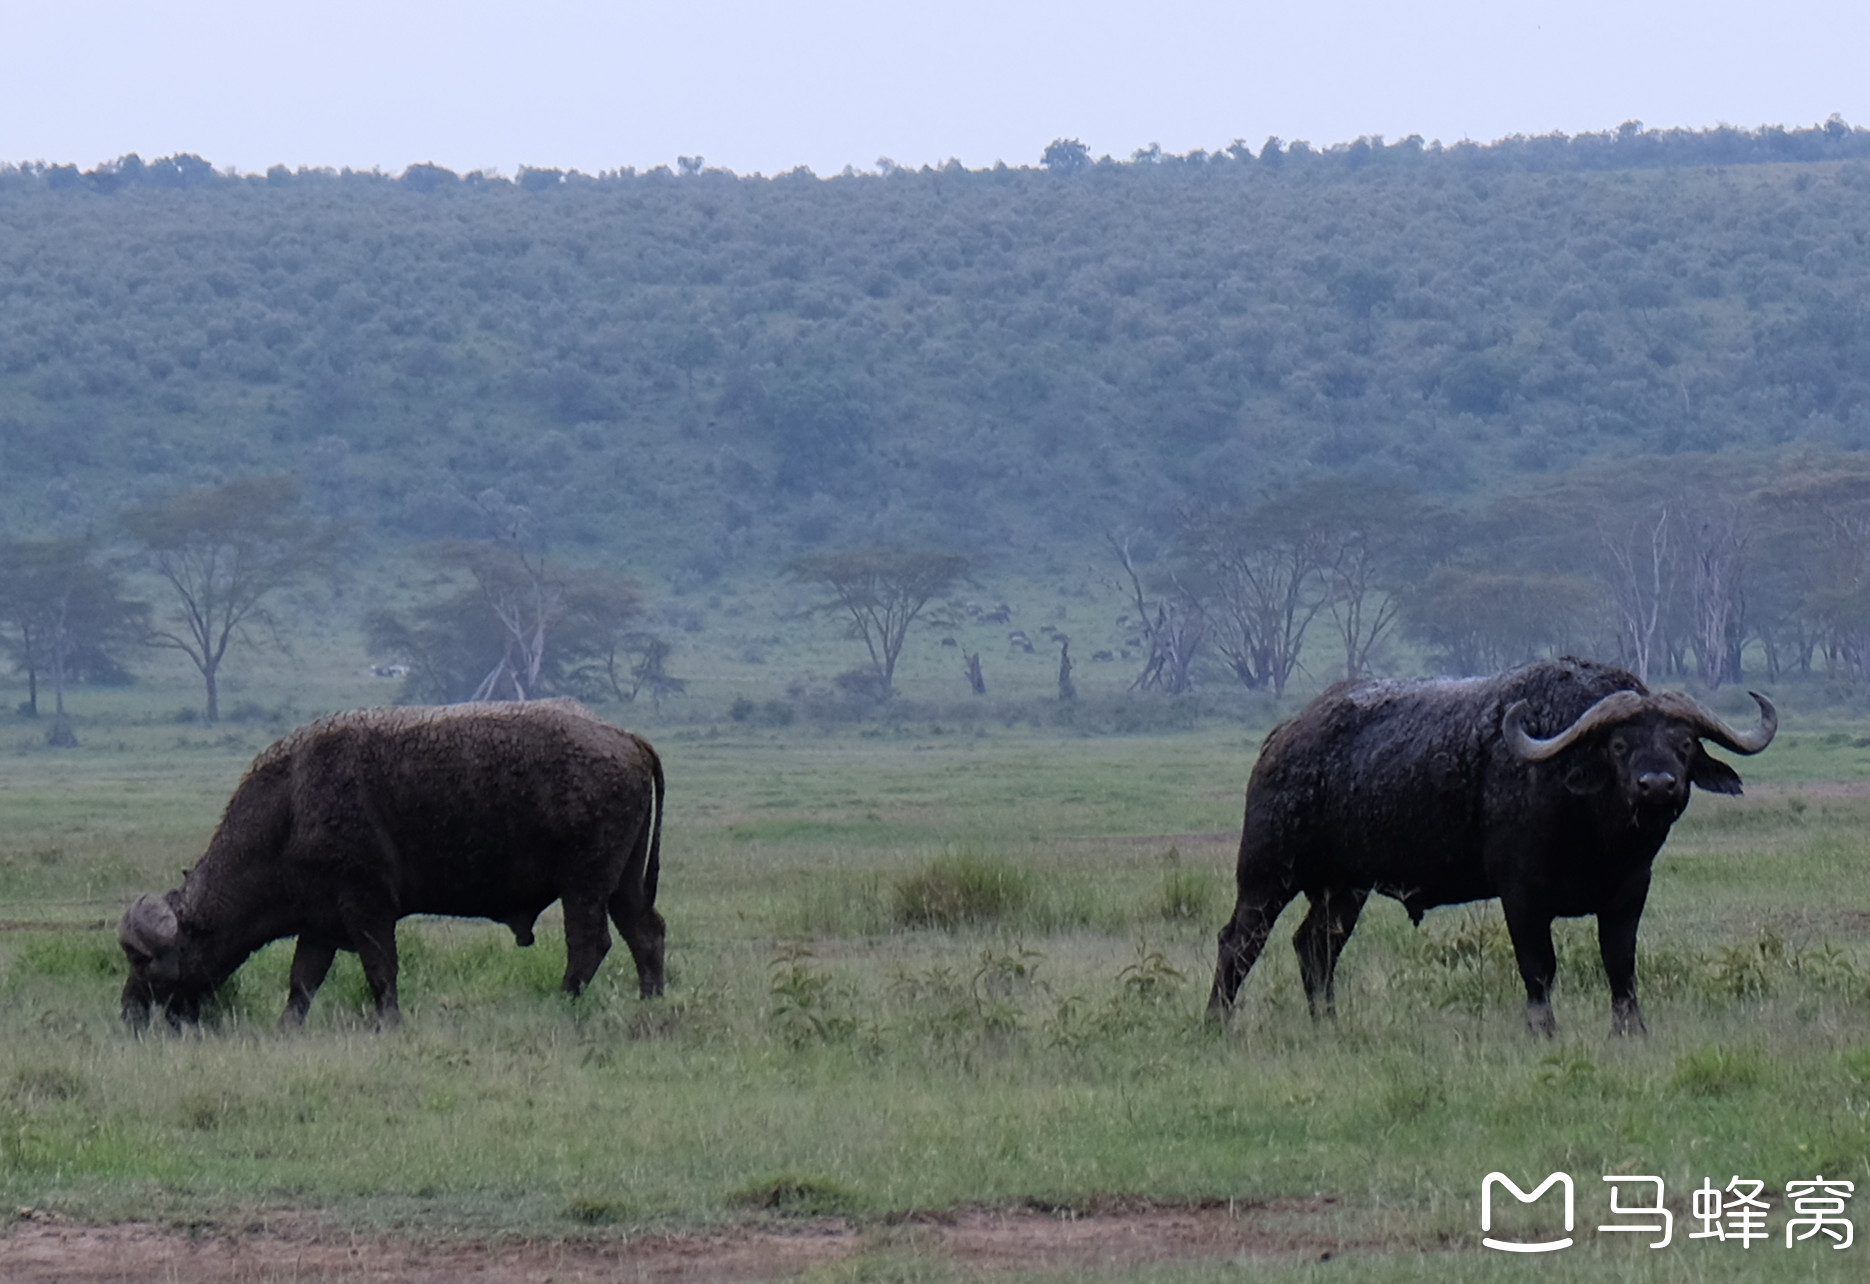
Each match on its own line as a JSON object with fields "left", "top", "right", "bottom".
{"left": 9, "top": 1, "right": 1868, "bottom": 177}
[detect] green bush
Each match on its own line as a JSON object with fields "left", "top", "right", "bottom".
{"left": 729, "top": 1174, "right": 861, "bottom": 1217}
{"left": 891, "top": 850, "right": 1033, "bottom": 930}
{"left": 1669, "top": 1046, "right": 1768, "bottom": 1099}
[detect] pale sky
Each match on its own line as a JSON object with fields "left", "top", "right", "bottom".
{"left": 7, "top": 1, "right": 1868, "bottom": 177}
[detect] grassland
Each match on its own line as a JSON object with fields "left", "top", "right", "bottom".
{"left": 4, "top": 668, "right": 1870, "bottom": 1281}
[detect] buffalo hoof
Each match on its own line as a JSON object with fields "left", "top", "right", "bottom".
{"left": 1523, "top": 1002, "right": 1557, "bottom": 1038}
{"left": 1609, "top": 999, "right": 1648, "bottom": 1038}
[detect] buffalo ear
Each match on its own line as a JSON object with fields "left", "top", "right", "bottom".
{"left": 1690, "top": 748, "right": 1744, "bottom": 796}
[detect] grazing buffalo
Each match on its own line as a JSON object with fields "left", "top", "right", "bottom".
{"left": 1206, "top": 658, "right": 1775, "bottom": 1036}
{"left": 119, "top": 699, "right": 665, "bottom": 1030}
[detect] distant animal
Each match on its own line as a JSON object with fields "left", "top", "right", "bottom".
{"left": 1207, "top": 658, "right": 1775, "bottom": 1036}
{"left": 118, "top": 699, "right": 665, "bottom": 1031}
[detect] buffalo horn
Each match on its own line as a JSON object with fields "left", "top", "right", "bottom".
{"left": 1647, "top": 690, "right": 1778, "bottom": 755}
{"left": 1506, "top": 688, "right": 1779, "bottom": 762}
{"left": 119, "top": 894, "right": 179, "bottom": 956}
{"left": 1502, "top": 691, "right": 1649, "bottom": 762}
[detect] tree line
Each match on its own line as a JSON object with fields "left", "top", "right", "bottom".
{"left": 0, "top": 478, "right": 676, "bottom": 742}
{"left": 12, "top": 456, "right": 1870, "bottom": 739}
{"left": 11, "top": 116, "right": 1868, "bottom": 192}
{"left": 1117, "top": 458, "right": 1870, "bottom": 696}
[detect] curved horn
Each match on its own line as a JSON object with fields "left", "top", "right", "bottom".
{"left": 1503, "top": 690, "right": 1649, "bottom": 762}
{"left": 118, "top": 894, "right": 178, "bottom": 956}
{"left": 1649, "top": 690, "right": 1778, "bottom": 755}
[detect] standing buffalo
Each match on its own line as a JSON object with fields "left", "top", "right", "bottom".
{"left": 119, "top": 699, "right": 665, "bottom": 1030}
{"left": 1207, "top": 658, "right": 1775, "bottom": 1035}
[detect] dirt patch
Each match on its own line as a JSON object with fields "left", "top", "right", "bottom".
{"left": 903, "top": 1197, "right": 1348, "bottom": 1272}
{"left": 1, "top": 1199, "right": 1353, "bottom": 1282}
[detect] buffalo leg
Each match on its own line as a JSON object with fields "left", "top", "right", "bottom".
{"left": 609, "top": 889, "right": 667, "bottom": 998}
{"left": 1292, "top": 887, "right": 1369, "bottom": 1018}
{"left": 1598, "top": 877, "right": 1652, "bottom": 1037}
{"left": 1207, "top": 868, "right": 1301, "bottom": 1018}
{"left": 1501, "top": 899, "right": 1559, "bottom": 1037}
{"left": 560, "top": 896, "right": 613, "bottom": 996}
{"left": 280, "top": 936, "right": 338, "bottom": 1029}
{"left": 346, "top": 911, "right": 402, "bottom": 1028}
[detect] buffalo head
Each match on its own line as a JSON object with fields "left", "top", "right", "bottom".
{"left": 118, "top": 893, "right": 209, "bottom": 1028}
{"left": 1503, "top": 688, "right": 1777, "bottom": 823}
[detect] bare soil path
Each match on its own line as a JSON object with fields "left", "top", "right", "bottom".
{"left": 2, "top": 1199, "right": 1354, "bottom": 1282}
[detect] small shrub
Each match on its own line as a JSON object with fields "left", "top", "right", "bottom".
{"left": 175, "top": 1087, "right": 249, "bottom": 1131}
{"left": 729, "top": 1174, "right": 860, "bottom": 1217}
{"left": 832, "top": 668, "right": 889, "bottom": 703}
{"left": 8, "top": 1066, "right": 88, "bottom": 1105}
{"left": 1115, "top": 940, "right": 1185, "bottom": 1006}
{"left": 1411, "top": 909, "right": 1517, "bottom": 1016}
{"left": 565, "top": 1196, "right": 633, "bottom": 1225}
{"left": 1157, "top": 865, "right": 1216, "bottom": 922}
{"left": 1535, "top": 1052, "right": 1597, "bottom": 1092}
{"left": 1707, "top": 925, "right": 1788, "bottom": 999}
{"left": 892, "top": 850, "right": 1032, "bottom": 930}
{"left": 1669, "top": 1046, "right": 1767, "bottom": 1099}
{"left": 1380, "top": 1066, "right": 1448, "bottom": 1121}
{"left": 768, "top": 946, "right": 858, "bottom": 1048}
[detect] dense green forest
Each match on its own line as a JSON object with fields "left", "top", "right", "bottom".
{"left": 5, "top": 120, "right": 1870, "bottom": 709}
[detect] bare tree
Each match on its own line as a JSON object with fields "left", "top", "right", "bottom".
{"left": 790, "top": 548, "right": 971, "bottom": 698}
{"left": 1681, "top": 501, "right": 1750, "bottom": 687}
{"left": 121, "top": 477, "right": 338, "bottom": 723}
{"left": 1106, "top": 530, "right": 1202, "bottom": 694}
{"left": 1171, "top": 495, "right": 1332, "bottom": 696}
{"left": 963, "top": 651, "right": 986, "bottom": 695}
{"left": 1600, "top": 507, "right": 1673, "bottom": 685}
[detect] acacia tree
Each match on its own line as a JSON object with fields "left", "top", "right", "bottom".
{"left": 1752, "top": 467, "right": 1870, "bottom": 681}
{"left": 0, "top": 538, "right": 146, "bottom": 744}
{"left": 1403, "top": 567, "right": 1602, "bottom": 675}
{"left": 790, "top": 548, "right": 970, "bottom": 698}
{"left": 366, "top": 538, "right": 661, "bottom": 705}
{"left": 1173, "top": 491, "right": 1337, "bottom": 696}
{"left": 121, "top": 477, "right": 339, "bottom": 723}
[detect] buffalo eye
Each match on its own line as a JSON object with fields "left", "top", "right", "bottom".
{"left": 1609, "top": 735, "right": 1628, "bottom": 757}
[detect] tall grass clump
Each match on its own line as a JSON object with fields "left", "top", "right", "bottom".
{"left": 1154, "top": 846, "right": 1219, "bottom": 922}
{"left": 892, "top": 849, "right": 1033, "bottom": 930}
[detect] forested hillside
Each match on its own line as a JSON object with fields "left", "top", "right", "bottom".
{"left": 5, "top": 122, "right": 1870, "bottom": 705}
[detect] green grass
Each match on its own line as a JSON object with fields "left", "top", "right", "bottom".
{"left": 4, "top": 673, "right": 1870, "bottom": 1280}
